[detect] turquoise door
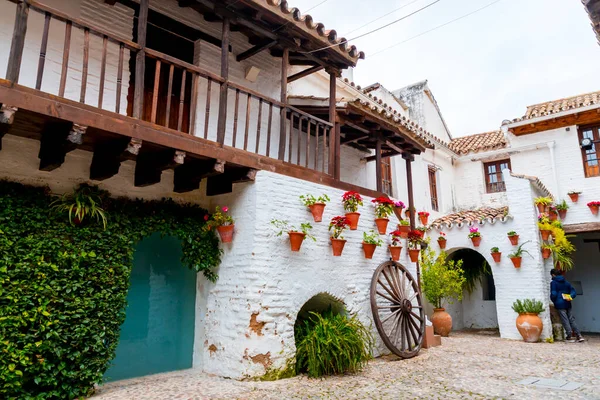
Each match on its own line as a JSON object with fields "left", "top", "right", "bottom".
{"left": 106, "top": 233, "right": 197, "bottom": 381}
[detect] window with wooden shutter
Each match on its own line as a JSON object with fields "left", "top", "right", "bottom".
{"left": 428, "top": 166, "right": 439, "bottom": 211}
{"left": 578, "top": 125, "right": 600, "bottom": 178}
{"left": 483, "top": 159, "right": 511, "bottom": 193}
{"left": 381, "top": 158, "right": 393, "bottom": 196}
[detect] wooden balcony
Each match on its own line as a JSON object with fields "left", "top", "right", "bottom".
{"left": 0, "top": 0, "right": 385, "bottom": 197}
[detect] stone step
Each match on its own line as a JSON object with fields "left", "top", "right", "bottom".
{"left": 422, "top": 325, "right": 442, "bottom": 348}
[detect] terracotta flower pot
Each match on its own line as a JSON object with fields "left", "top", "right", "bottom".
{"left": 408, "top": 249, "right": 420, "bottom": 263}
{"left": 510, "top": 256, "right": 522, "bottom": 268}
{"left": 374, "top": 218, "right": 389, "bottom": 234}
{"left": 389, "top": 245, "right": 402, "bottom": 261}
{"left": 419, "top": 215, "right": 429, "bottom": 226}
{"left": 516, "top": 313, "right": 543, "bottom": 343}
{"left": 431, "top": 308, "right": 452, "bottom": 337}
{"left": 216, "top": 225, "right": 234, "bottom": 243}
{"left": 540, "top": 229, "right": 551, "bottom": 241}
{"left": 589, "top": 205, "right": 599, "bottom": 216}
{"left": 362, "top": 242, "right": 377, "bottom": 259}
{"left": 558, "top": 209, "right": 567, "bottom": 220}
{"left": 345, "top": 212, "right": 360, "bottom": 230}
{"left": 308, "top": 203, "right": 326, "bottom": 223}
{"left": 398, "top": 225, "right": 410, "bottom": 238}
{"left": 536, "top": 204, "right": 547, "bottom": 214}
{"left": 438, "top": 239, "right": 447, "bottom": 249}
{"left": 549, "top": 211, "right": 558, "bottom": 222}
{"left": 542, "top": 247, "right": 551, "bottom": 259}
{"left": 491, "top": 252, "right": 501, "bottom": 263}
{"left": 568, "top": 193, "right": 579, "bottom": 203}
{"left": 288, "top": 232, "right": 306, "bottom": 252}
{"left": 330, "top": 238, "right": 347, "bottom": 256}
{"left": 508, "top": 235, "right": 519, "bottom": 245}
{"left": 471, "top": 236, "right": 482, "bottom": 247}
{"left": 405, "top": 210, "right": 412, "bottom": 219}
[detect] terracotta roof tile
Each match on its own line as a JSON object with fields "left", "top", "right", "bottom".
{"left": 511, "top": 90, "right": 600, "bottom": 122}
{"left": 583, "top": 0, "right": 600, "bottom": 46}
{"left": 431, "top": 207, "right": 510, "bottom": 228}
{"left": 448, "top": 131, "right": 507, "bottom": 155}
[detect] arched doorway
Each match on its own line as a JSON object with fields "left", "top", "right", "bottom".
{"left": 105, "top": 233, "right": 197, "bottom": 381}
{"left": 447, "top": 248, "right": 498, "bottom": 330}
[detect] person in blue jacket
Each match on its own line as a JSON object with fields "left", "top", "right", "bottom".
{"left": 550, "top": 269, "right": 585, "bottom": 342}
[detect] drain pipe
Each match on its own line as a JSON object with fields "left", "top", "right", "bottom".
{"left": 547, "top": 141, "right": 560, "bottom": 198}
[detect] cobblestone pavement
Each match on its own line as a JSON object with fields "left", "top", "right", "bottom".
{"left": 93, "top": 331, "right": 600, "bottom": 400}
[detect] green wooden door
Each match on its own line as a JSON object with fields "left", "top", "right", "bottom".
{"left": 105, "top": 233, "right": 196, "bottom": 381}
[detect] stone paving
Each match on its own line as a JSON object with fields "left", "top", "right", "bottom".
{"left": 92, "top": 331, "right": 600, "bottom": 400}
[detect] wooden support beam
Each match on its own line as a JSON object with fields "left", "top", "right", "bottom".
{"left": 278, "top": 47, "right": 289, "bottom": 160}
{"left": 216, "top": 17, "right": 230, "bottom": 145}
{"left": 206, "top": 167, "right": 257, "bottom": 196}
{"left": 363, "top": 151, "right": 398, "bottom": 162}
{"left": 6, "top": 0, "right": 29, "bottom": 83}
{"left": 174, "top": 158, "right": 224, "bottom": 193}
{"left": 134, "top": 149, "right": 185, "bottom": 187}
{"left": 89, "top": 137, "right": 133, "bottom": 181}
{"left": 133, "top": 0, "right": 149, "bottom": 119}
{"left": 38, "top": 122, "right": 84, "bottom": 171}
{"left": 0, "top": 105, "right": 18, "bottom": 151}
{"left": 236, "top": 40, "right": 277, "bottom": 62}
{"left": 385, "top": 140, "right": 406, "bottom": 154}
{"left": 287, "top": 65, "right": 324, "bottom": 83}
{"left": 328, "top": 71, "right": 337, "bottom": 175}
{"left": 404, "top": 152, "right": 416, "bottom": 229}
{"left": 375, "top": 139, "right": 382, "bottom": 192}
{"left": 341, "top": 134, "right": 369, "bottom": 145}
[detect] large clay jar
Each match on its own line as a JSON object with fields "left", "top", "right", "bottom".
{"left": 516, "top": 313, "right": 543, "bottom": 343}
{"left": 431, "top": 308, "right": 452, "bottom": 337}
{"left": 345, "top": 212, "right": 360, "bottom": 230}
{"left": 308, "top": 203, "right": 326, "bottom": 222}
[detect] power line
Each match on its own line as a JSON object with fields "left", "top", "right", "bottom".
{"left": 368, "top": 0, "right": 504, "bottom": 57}
{"left": 344, "top": 0, "right": 424, "bottom": 37}
{"left": 302, "top": 0, "right": 443, "bottom": 54}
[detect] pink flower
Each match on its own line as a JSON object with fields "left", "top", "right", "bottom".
{"left": 222, "top": 206, "right": 229, "bottom": 213}
{"left": 204, "top": 214, "right": 209, "bottom": 221}
{"left": 469, "top": 226, "right": 479, "bottom": 233}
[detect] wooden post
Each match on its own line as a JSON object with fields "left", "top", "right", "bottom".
{"left": 375, "top": 139, "right": 383, "bottom": 192}
{"left": 133, "top": 0, "right": 149, "bottom": 119}
{"left": 278, "top": 47, "right": 289, "bottom": 160}
{"left": 216, "top": 17, "right": 230, "bottom": 145}
{"left": 328, "top": 70, "right": 337, "bottom": 176}
{"left": 334, "top": 121, "right": 341, "bottom": 179}
{"left": 6, "top": 0, "right": 30, "bottom": 83}
{"left": 404, "top": 153, "right": 416, "bottom": 230}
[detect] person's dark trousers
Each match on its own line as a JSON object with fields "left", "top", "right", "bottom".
{"left": 557, "top": 308, "right": 581, "bottom": 338}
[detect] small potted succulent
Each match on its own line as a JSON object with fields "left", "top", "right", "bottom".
{"left": 204, "top": 206, "right": 235, "bottom": 243}
{"left": 271, "top": 219, "right": 316, "bottom": 252}
{"left": 394, "top": 200, "right": 406, "bottom": 220}
{"left": 468, "top": 226, "right": 481, "bottom": 247}
{"left": 389, "top": 230, "right": 403, "bottom": 261}
{"left": 507, "top": 230, "right": 519, "bottom": 245}
{"left": 508, "top": 241, "right": 532, "bottom": 268}
{"left": 490, "top": 247, "right": 501, "bottom": 263}
{"left": 342, "top": 191, "right": 363, "bottom": 230}
{"left": 538, "top": 214, "right": 551, "bottom": 241}
{"left": 329, "top": 216, "right": 351, "bottom": 256}
{"left": 587, "top": 201, "right": 600, "bottom": 216}
{"left": 541, "top": 243, "right": 553, "bottom": 260}
{"left": 407, "top": 230, "right": 424, "bottom": 262}
{"left": 437, "top": 232, "right": 447, "bottom": 249}
{"left": 300, "top": 194, "right": 330, "bottom": 223}
{"left": 397, "top": 220, "right": 410, "bottom": 238}
{"left": 534, "top": 196, "right": 553, "bottom": 214}
{"left": 372, "top": 196, "right": 395, "bottom": 234}
{"left": 512, "top": 299, "right": 545, "bottom": 343}
{"left": 568, "top": 190, "right": 581, "bottom": 203}
{"left": 362, "top": 230, "right": 383, "bottom": 259}
{"left": 555, "top": 200, "right": 569, "bottom": 220}
{"left": 418, "top": 211, "right": 430, "bottom": 226}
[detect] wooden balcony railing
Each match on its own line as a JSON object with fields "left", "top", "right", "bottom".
{"left": 5, "top": 0, "right": 333, "bottom": 176}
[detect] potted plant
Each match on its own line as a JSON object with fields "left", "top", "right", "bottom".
{"left": 394, "top": 200, "right": 406, "bottom": 220}
{"left": 405, "top": 206, "right": 415, "bottom": 219}
{"left": 553, "top": 249, "right": 574, "bottom": 272}
{"left": 437, "top": 232, "right": 447, "bottom": 249}
{"left": 548, "top": 205, "right": 558, "bottom": 222}
{"left": 342, "top": 191, "right": 363, "bottom": 230}
{"left": 397, "top": 220, "right": 410, "bottom": 238}
{"left": 420, "top": 247, "right": 465, "bottom": 337}
{"left": 568, "top": 190, "right": 581, "bottom": 203}
{"left": 407, "top": 230, "right": 424, "bottom": 262}
{"left": 541, "top": 243, "right": 553, "bottom": 260}
{"left": 204, "top": 206, "right": 235, "bottom": 243}
{"left": 508, "top": 241, "right": 532, "bottom": 268}
{"left": 418, "top": 211, "right": 430, "bottom": 226}
{"left": 507, "top": 230, "right": 519, "bottom": 245}
{"left": 468, "top": 226, "right": 481, "bottom": 247}
{"left": 537, "top": 214, "right": 551, "bottom": 241}
{"left": 300, "top": 194, "right": 330, "bottom": 223}
{"left": 512, "top": 299, "right": 545, "bottom": 343}
{"left": 329, "top": 216, "right": 351, "bottom": 256}
{"left": 587, "top": 201, "right": 600, "bottom": 216}
{"left": 534, "top": 196, "right": 553, "bottom": 213}
{"left": 372, "top": 196, "right": 395, "bottom": 234}
{"left": 362, "top": 230, "right": 383, "bottom": 259}
{"left": 389, "top": 230, "right": 403, "bottom": 261}
{"left": 271, "top": 219, "right": 316, "bottom": 252}
{"left": 50, "top": 184, "right": 108, "bottom": 228}
{"left": 491, "top": 247, "right": 501, "bottom": 263}
{"left": 555, "top": 200, "right": 569, "bottom": 220}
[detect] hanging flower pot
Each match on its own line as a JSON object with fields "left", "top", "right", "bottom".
{"left": 558, "top": 209, "right": 567, "bottom": 220}
{"left": 389, "top": 245, "right": 402, "bottom": 261}
{"left": 491, "top": 251, "right": 501, "bottom": 263}
{"left": 536, "top": 204, "right": 546, "bottom": 214}
{"left": 308, "top": 203, "right": 326, "bottom": 223}
{"left": 510, "top": 256, "right": 522, "bottom": 268}
{"left": 216, "top": 225, "right": 235, "bottom": 243}
{"left": 468, "top": 226, "right": 481, "bottom": 247}
{"left": 331, "top": 238, "right": 347, "bottom": 256}
{"left": 288, "top": 232, "right": 306, "bottom": 252}
{"left": 539, "top": 229, "right": 551, "bottom": 241}
{"left": 374, "top": 218, "right": 389, "bottom": 234}
{"left": 438, "top": 239, "right": 447, "bottom": 249}
{"left": 408, "top": 249, "right": 420, "bottom": 262}
{"left": 329, "top": 216, "right": 350, "bottom": 256}
{"left": 345, "top": 212, "right": 361, "bottom": 230}
{"left": 418, "top": 212, "right": 430, "bottom": 226}
{"left": 362, "top": 242, "right": 377, "bottom": 259}
{"left": 508, "top": 233, "right": 519, "bottom": 245}
{"left": 541, "top": 247, "right": 551, "bottom": 259}
{"left": 568, "top": 192, "right": 580, "bottom": 203}
{"left": 471, "top": 236, "right": 482, "bottom": 247}
{"left": 548, "top": 210, "right": 558, "bottom": 222}
{"left": 394, "top": 200, "right": 405, "bottom": 221}
{"left": 362, "top": 230, "right": 382, "bottom": 259}
{"left": 398, "top": 224, "right": 410, "bottom": 238}
{"left": 588, "top": 202, "right": 600, "bottom": 215}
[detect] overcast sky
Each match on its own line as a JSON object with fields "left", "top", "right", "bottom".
{"left": 290, "top": 0, "right": 600, "bottom": 137}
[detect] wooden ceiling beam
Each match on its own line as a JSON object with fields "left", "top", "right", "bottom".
{"left": 174, "top": 158, "right": 225, "bottom": 193}
{"left": 362, "top": 151, "right": 398, "bottom": 162}
{"left": 206, "top": 167, "right": 257, "bottom": 196}
{"left": 38, "top": 123, "right": 86, "bottom": 171}
{"left": 134, "top": 148, "right": 186, "bottom": 187}
{"left": 288, "top": 65, "right": 324, "bottom": 83}
{"left": 89, "top": 137, "right": 141, "bottom": 181}
{"left": 237, "top": 39, "right": 278, "bottom": 62}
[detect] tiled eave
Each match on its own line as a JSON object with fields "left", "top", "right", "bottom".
{"left": 430, "top": 207, "right": 511, "bottom": 230}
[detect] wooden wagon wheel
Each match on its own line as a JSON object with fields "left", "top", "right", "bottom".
{"left": 370, "top": 261, "right": 425, "bottom": 359}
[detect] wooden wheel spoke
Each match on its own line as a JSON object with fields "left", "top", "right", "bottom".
{"left": 376, "top": 290, "right": 399, "bottom": 305}
{"left": 410, "top": 311, "right": 424, "bottom": 322}
{"left": 380, "top": 308, "right": 402, "bottom": 325}
{"left": 390, "top": 265, "right": 405, "bottom": 299}
{"left": 382, "top": 268, "right": 403, "bottom": 301}
{"left": 377, "top": 277, "right": 401, "bottom": 303}
{"left": 404, "top": 315, "right": 412, "bottom": 349}
{"left": 407, "top": 315, "right": 420, "bottom": 345}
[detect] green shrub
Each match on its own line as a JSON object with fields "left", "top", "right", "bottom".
{"left": 512, "top": 299, "right": 545, "bottom": 314}
{"left": 0, "top": 182, "right": 221, "bottom": 399}
{"left": 420, "top": 247, "right": 465, "bottom": 308}
{"left": 295, "top": 311, "right": 373, "bottom": 378}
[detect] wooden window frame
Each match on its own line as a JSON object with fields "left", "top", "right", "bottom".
{"left": 578, "top": 124, "right": 600, "bottom": 178}
{"left": 428, "top": 166, "right": 439, "bottom": 212}
{"left": 381, "top": 157, "right": 393, "bottom": 196}
{"left": 483, "top": 159, "right": 511, "bottom": 194}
